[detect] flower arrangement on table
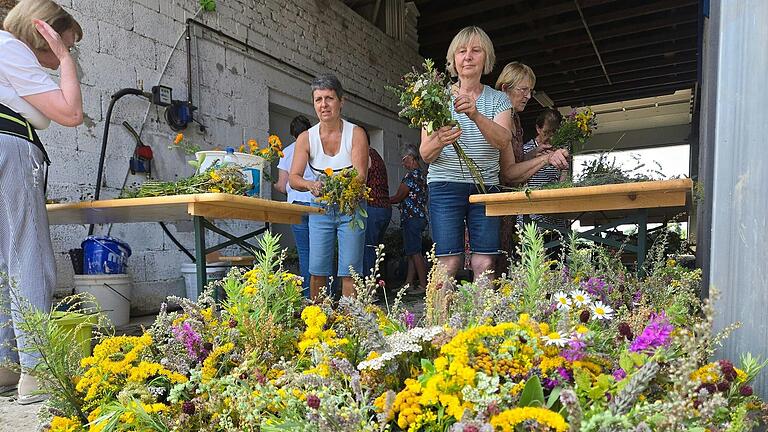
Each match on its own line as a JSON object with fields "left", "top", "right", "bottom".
{"left": 121, "top": 164, "right": 248, "bottom": 198}
{"left": 316, "top": 167, "right": 370, "bottom": 230}
{"left": 14, "top": 226, "right": 768, "bottom": 432}
{"left": 389, "top": 58, "right": 487, "bottom": 193}
{"left": 236, "top": 135, "right": 283, "bottom": 182}
{"left": 550, "top": 108, "right": 597, "bottom": 154}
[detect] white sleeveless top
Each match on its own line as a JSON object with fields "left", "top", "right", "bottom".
{"left": 307, "top": 119, "right": 355, "bottom": 176}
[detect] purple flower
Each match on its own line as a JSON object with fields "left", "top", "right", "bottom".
{"left": 542, "top": 377, "right": 559, "bottom": 390}
{"left": 556, "top": 367, "right": 572, "bottom": 382}
{"left": 173, "top": 321, "right": 209, "bottom": 361}
{"left": 613, "top": 368, "right": 627, "bottom": 381}
{"left": 402, "top": 310, "right": 415, "bottom": 329}
{"left": 561, "top": 266, "right": 571, "bottom": 283}
{"left": 629, "top": 312, "right": 674, "bottom": 353}
{"left": 581, "top": 277, "right": 611, "bottom": 301}
{"left": 562, "top": 339, "right": 586, "bottom": 362}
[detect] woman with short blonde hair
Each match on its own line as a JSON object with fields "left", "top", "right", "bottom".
{"left": 420, "top": 26, "right": 512, "bottom": 284}
{"left": 0, "top": 0, "right": 84, "bottom": 404}
{"left": 445, "top": 26, "right": 496, "bottom": 77}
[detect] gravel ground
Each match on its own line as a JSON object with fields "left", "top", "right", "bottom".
{"left": 0, "top": 395, "right": 40, "bottom": 432}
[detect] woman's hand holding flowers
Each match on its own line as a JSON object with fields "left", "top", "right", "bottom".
{"left": 436, "top": 125, "right": 462, "bottom": 148}
{"left": 453, "top": 93, "right": 480, "bottom": 121}
{"left": 309, "top": 180, "right": 323, "bottom": 197}
{"left": 547, "top": 148, "right": 570, "bottom": 170}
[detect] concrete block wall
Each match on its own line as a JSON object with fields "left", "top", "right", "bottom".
{"left": 33, "top": 0, "right": 421, "bottom": 314}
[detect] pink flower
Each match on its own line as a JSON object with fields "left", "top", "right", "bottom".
{"left": 629, "top": 312, "right": 674, "bottom": 353}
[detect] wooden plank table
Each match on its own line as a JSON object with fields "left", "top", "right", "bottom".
{"left": 48, "top": 194, "right": 321, "bottom": 291}
{"left": 469, "top": 179, "right": 693, "bottom": 271}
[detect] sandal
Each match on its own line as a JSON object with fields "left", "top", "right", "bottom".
{"left": 17, "top": 392, "right": 48, "bottom": 405}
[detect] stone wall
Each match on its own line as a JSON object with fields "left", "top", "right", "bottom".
{"left": 37, "top": 0, "right": 421, "bottom": 314}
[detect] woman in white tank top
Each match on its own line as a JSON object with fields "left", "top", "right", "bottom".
{"left": 289, "top": 74, "right": 369, "bottom": 299}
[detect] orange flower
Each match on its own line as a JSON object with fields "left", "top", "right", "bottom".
{"left": 268, "top": 134, "right": 282, "bottom": 150}
{"left": 238, "top": 144, "right": 245, "bottom": 153}
{"left": 247, "top": 139, "right": 258, "bottom": 149}
{"left": 278, "top": 150, "right": 285, "bottom": 158}
{"left": 174, "top": 133, "right": 184, "bottom": 145}
{"left": 324, "top": 167, "right": 334, "bottom": 176}
{"left": 260, "top": 148, "right": 270, "bottom": 155}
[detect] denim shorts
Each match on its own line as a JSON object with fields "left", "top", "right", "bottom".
{"left": 308, "top": 202, "right": 367, "bottom": 277}
{"left": 402, "top": 216, "right": 427, "bottom": 256}
{"left": 428, "top": 181, "right": 500, "bottom": 256}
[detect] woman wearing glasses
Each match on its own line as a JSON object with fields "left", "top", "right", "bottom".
{"left": 494, "top": 62, "right": 569, "bottom": 268}
{"left": 0, "top": 0, "right": 84, "bottom": 404}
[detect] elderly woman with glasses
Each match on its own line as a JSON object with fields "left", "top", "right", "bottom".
{"left": 494, "top": 62, "right": 570, "bottom": 268}
{"left": 389, "top": 146, "right": 428, "bottom": 294}
{"left": 289, "top": 74, "right": 369, "bottom": 300}
{"left": 419, "top": 26, "right": 512, "bottom": 284}
{"left": 0, "top": 0, "right": 84, "bottom": 404}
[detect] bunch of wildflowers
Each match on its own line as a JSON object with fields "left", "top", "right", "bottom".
{"left": 316, "top": 167, "right": 371, "bottom": 230}
{"left": 550, "top": 108, "right": 597, "bottom": 154}
{"left": 389, "top": 58, "right": 488, "bottom": 192}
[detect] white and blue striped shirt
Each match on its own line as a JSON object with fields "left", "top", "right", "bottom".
{"left": 427, "top": 85, "right": 511, "bottom": 185}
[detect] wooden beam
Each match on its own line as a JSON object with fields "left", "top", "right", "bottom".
{"left": 496, "top": 23, "right": 698, "bottom": 66}
{"left": 422, "top": 0, "right": 617, "bottom": 33}
{"left": 418, "top": 0, "right": 525, "bottom": 28}
{"left": 534, "top": 51, "right": 698, "bottom": 81}
{"left": 553, "top": 81, "right": 696, "bottom": 107}
{"left": 548, "top": 72, "right": 697, "bottom": 98}
{"left": 542, "top": 63, "right": 698, "bottom": 94}
{"left": 419, "top": 1, "right": 697, "bottom": 49}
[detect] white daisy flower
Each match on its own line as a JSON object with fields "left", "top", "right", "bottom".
{"left": 553, "top": 291, "right": 571, "bottom": 310}
{"left": 570, "top": 289, "right": 592, "bottom": 306}
{"left": 542, "top": 331, "right": 570, "bottom": 347}
{"left": 590, "top": 301, "right": 614, "bottom": 320}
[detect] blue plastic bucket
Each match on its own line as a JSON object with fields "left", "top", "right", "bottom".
{"left": 81, "top": 236, "right": 132, "bottom": 275}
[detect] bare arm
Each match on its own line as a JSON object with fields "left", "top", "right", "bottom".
{"left": 289, "top": 132, "right": 319, "bottom": 193}
{"left": 501, "top": 148, "right": 570, "bottom": 185}
{"left": 351, "top": 126, "right": 370, "bottom": 181}
{"left": 22, "top": 20, "right": 83, "bottom": 127}
{"left": 274, "top": 169, "right": 289, "bottom": 194}
{"left": 471, "top": 108, "right": 512, "bottom": 150}
{"left": 390, "top": 182, "right": 410, "bottom": 204}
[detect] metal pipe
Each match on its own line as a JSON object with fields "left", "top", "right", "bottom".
{"left": 186, "top": 20, "right": 193, "bottom": 105}
{"left": 574, "top": 0, "right": 612, "bottom": 85}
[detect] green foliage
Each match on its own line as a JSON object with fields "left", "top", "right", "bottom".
{"left": 199, "top": 0, "right": 216, "bottom": 12}
{"left": 520, "top": 222, "right": 548, "bottom": 314}
{"left": 1, "top": 275, "right": 110, "bottom": 424}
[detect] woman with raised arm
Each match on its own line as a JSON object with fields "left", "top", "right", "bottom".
{"left": 0, "top": 0, "right": 84, "bottom": 404}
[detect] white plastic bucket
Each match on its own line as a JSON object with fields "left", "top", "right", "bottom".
{"left": 180, "top": 262, "right": 228, "bottom": 300}
{"left": 73, "top": 274, "right": 132, "bottom": 327}
{"left": 194, "top": 150, "right": 264, "bottom": 173}
{"left": 194, "top": 151, "right": 264, "bottom": 197}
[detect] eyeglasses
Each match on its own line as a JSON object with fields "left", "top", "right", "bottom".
{"left": 512, "top": 86, "right": 535, "bottom": 96}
